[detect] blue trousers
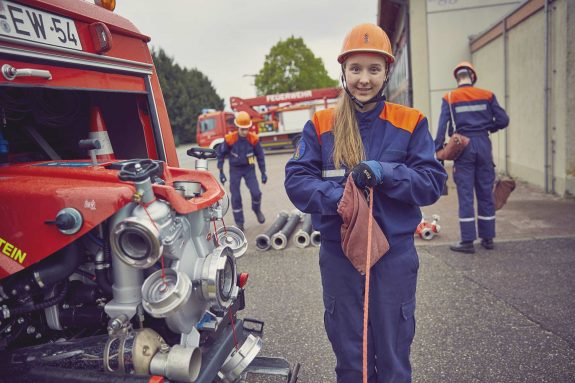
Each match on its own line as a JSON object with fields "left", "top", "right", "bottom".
{"left": 229, "top": 165, "right": 262, "bottom": 225}
{"left": 320, "top": 239, "right": 418, "bottom": 383}
{"left": 453, "top": 135, "right": 496, "bottom": 242}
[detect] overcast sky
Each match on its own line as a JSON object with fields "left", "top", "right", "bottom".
{"left": 115, "top": 0, "right": 378, "bottom": 110}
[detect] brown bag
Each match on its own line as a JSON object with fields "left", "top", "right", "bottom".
{"left": 337, "top": 175, "right": 389, "bottom": 274}
{"left": 436, "top": 91, "right": 470, "bottom": 161}
{"left": 436, "top": 133, "right": 470, "bottom": 161}
{"left": 493, "top": 177, "right": 516, "bottom": 210}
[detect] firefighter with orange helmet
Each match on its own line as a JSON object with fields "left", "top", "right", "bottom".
{"left": 434, "top": 61, "right": 509, "bottom": 253}
{"left": 285, "top": 23, "right": 446, "bottom": 382}
{"left": 217, "top": 111, "right": 267, "bottom": 231}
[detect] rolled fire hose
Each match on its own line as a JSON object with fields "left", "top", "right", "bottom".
{"left": 293, "top": 213, "right": 313, "bottom": 248}
{"left": 255, "top": 211, "right": 289, "bottom": 251}
{"left": 271, "top": 210, "right": 302, "bottom": 250}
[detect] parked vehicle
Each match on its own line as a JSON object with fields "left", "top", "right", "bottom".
{"left": 197, "top": 88, "right": 340, "bottom": 151}
{"left": 0, "top": 1, "right": 297, "bottom": 382}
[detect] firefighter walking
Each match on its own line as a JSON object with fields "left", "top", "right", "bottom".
{"left": 434, "top": 62, "right": 509, "bottom": 253}
{"left": 217, "top": 111, "right": 267, "bottom": 231}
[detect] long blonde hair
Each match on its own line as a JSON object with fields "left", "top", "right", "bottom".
{"left": 332, "top": 92, "right": 364, "bottom": 169}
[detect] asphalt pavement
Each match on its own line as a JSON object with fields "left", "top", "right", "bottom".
{"left": 178, "top": 147, "right": 575, "bottom": 383}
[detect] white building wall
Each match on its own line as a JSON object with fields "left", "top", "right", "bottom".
{"left": 471, "top": 37, "right": 507, "bottom": 173}
{"left": 470, "top": 0, "right": 575, "bottom": 196}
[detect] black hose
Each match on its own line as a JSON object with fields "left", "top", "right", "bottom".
{"left": 1, "top": 280, "right": 69, "bottom": 320}
{"left": 300, "top": 213, "right": 312, "bottom": 234}
{"left": 0, "top": 242, "right": 82, "bottom": 297}
{"left": 36, "top": 242, "right": 82, "bottom": 288}
{"left": 95, "top": 228, "right": 113, "bottom": 295}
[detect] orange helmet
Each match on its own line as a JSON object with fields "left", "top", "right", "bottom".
{"left": 453, "top": 61, "right": 477, "bottom": 84}
{"left": 338, "top": 23, "right": 395, "bottom": 64}
{"left": 234, "top": 111, "right": 252, "bottom": 129}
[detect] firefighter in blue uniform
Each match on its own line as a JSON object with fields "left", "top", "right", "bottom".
{"left": 217, "top": 111, "right": 267, "bottom": 231}
{"left": 285, "top": 24, "right": 446, "bottom": 383}
{"left": 435, "top": 62, "right": 509, "bottom": 253}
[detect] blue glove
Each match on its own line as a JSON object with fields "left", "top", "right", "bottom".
{"left": 261, "top": 173, "right": 268, "bottom": 184}
{"left": 219, "top": 171, "right": 227, "bottom": 185}
{"left": 351, "top": 160, "right": 384, "bottom": 189}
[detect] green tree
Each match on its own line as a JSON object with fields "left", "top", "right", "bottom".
{"left": 152, "top": 48, "right": 223, "bottom": 145}
{"left": 255, "top": 36, "right": 338, "bottom": 95}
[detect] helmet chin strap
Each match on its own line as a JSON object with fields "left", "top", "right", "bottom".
{"left": 340, "top": 66, "right": 390, "bottom": 109}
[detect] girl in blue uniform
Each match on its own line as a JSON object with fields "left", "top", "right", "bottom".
{"left": 284, "top": 23, "right": 447, "bottom": 383}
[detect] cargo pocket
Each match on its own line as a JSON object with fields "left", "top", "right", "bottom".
{"left": 396, "top": 298, "right": 416, "bottom": 353}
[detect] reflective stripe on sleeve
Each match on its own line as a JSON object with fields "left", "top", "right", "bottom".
{"left": 322, "top": 169, "right": 346, "bottom": 178}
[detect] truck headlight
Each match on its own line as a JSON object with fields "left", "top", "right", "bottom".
{"left": 201, "top": 246, "right": 238, "bottom": 309}
{"left": 111, "top": 217, "right": 162, "bottom": 268}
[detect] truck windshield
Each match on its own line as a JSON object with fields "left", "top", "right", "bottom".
{"left": 0, "top": 86, "right": 151, "bottom": 164}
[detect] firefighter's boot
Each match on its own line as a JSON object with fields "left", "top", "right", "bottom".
{"left": 254, "top": 209, "right": 266, "bottom": 224}
{"left": 480, "top": 238, "right": 494, "bottom": 250}
{"left": 450, "top": 241, "right": 475, "bottom": 254}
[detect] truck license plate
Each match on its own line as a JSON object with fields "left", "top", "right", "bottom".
{"left": 0, "top": 0, "right": 82, "bottom": 50}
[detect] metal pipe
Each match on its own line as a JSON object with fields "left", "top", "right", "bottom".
{"left": 271, "top": 211, "right": 302, "bottom": 250}
{"left": 293, "top": 214, "right": 313, "bottom": 248}
{"left": 255, "top": 211, "right": 288, "bottom": 251}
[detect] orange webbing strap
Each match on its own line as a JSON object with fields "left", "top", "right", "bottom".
{"left": 363, "top": 186, "right": 374, "bottom": 383}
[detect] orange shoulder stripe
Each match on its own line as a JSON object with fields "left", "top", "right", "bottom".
{"left": 379, "top": 102, "right": 423, "bottom": 134}
{"left": 247, "top": 132, "right": 259, "bottom": 146}
{"left": 312, "top": 108, "right": 335, "bottom": 143}
{"left": 225, "top": 132, "right": 238, "bottom": 145}
{"left": 448, "top": 87, "right": 493, "bottom": 104}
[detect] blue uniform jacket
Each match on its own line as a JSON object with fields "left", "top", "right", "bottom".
{"left": 285, "top": 101, "right": 447, "bottom": 251}
{"left": 217, "top": 132, "right": 266, "bottom": 173}
{"left": 434, "top": 84, "right": 509, "bottom": 151}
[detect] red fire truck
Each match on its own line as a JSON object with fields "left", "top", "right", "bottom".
{"left": 0, "top": 1, "right": 298, "bottom": 382}
{"left": 196, "top": 87, "right": 341, "bottom": 150}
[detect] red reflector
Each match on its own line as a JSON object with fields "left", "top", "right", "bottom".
{"left": 238, "top": 272, "right": 249, "bottom": 288}
{"left": 148, "top": 376, "right": 164, "bottom": 383}
{"left": 89, "top": 22, "right": 113, "bottom": 54}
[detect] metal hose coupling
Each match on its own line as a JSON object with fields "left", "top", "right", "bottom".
{"left": 217, "top": 334, "right": 262, "bottom": 383}
{"left": 150, "top": 343, "right": 202, "bottom": 383}
{"left": 310, "top": 230, "right": 321, "bottom": 247}
{"left": 255, "top": 211, "right": 289, "bottom": 251}
{"left": 271, "top": 210, "right": 302, "bottom": 250}
{"left": 293, "top": 213, "right": 313, "bottom": 249}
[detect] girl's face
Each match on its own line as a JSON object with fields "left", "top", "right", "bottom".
{"left": 344, "top": 54, "right": 388, "bottom": 103}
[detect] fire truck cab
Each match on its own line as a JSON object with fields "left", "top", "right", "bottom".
{"left": 0, "top": 0, "right": 177, "bottom": 166}
{"left": 0, "top": 1, "right": 299, "bottom": 382}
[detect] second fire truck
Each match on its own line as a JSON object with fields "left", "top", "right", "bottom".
{"left": 196, "top": 87, "right": 341, "bottom": 151}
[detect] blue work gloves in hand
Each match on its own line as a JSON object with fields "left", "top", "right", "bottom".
{"left": 351, "top": 160, "right": 384, "bottom": 189}
{"left": 219, "top": 171, "right": 227, "bottom": 185}
{"left": 261, "top": 173, "right": 268, "bottom": 184}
